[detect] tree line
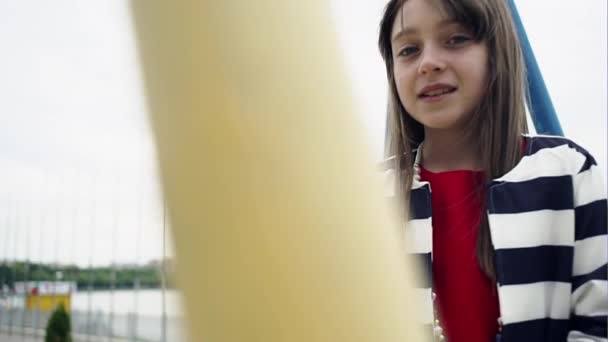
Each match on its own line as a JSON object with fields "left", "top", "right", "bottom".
{"left": 0, "top": 261, "right": 174, "bottom": 290}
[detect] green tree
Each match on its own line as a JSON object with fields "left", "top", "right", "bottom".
{"left": 45, "top": 303, "right": 72, "bottom": 342}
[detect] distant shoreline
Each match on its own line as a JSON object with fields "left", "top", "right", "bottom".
{"left": 0, "top": 261, "right": 175, "bottom": 290}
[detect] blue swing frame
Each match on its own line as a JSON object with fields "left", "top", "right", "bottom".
{"left": 507, "top": 0, "right": 564, "bottom": 136}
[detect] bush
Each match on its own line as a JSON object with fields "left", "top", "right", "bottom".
{"left": 45, "top": 303, "right": 72, "bottom": 342}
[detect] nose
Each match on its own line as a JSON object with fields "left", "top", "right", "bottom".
{"left": 417, "top": 47, "right": 446, "bottom": 75}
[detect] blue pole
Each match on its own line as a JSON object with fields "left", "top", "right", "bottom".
{"left": 507, "top": 0, "right": 564, "bottom": 136}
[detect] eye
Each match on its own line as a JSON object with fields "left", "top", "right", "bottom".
{"left": 446, "top": 35, "right": 472, "bottom": 46}
{"left": 397, "top": 45, "right": 419, "bottom": 57}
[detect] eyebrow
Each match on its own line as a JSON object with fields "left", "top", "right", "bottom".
{"left": 391, "top": 19, "right": 460, "bottom": 43}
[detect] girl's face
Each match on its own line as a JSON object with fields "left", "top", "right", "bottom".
{"left": 390, "top": 0, "right": 489, "bottom": 132}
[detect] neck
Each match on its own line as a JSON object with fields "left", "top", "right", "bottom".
{"left": 421, "top": 127, "right": 481, "bottom": 172}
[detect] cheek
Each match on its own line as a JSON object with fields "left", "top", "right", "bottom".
{"left": 471, "top": 63, "right": 489, "bottom": 95}
{"left": 393, "top": 68, "right": 416, "bottom": 105}
{"left": 458, "top": 58, "right": 489, "bottom": 96}
{"left": 470, "top": 50, "right": 490, "bottom": 92}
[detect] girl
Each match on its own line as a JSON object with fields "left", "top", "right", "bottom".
{"left": 378, "top": 0, "right": 607, "bottom": 341}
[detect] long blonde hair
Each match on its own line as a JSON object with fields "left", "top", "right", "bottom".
{"left": 378, "top": 0, "right": 529, "bottom": 279}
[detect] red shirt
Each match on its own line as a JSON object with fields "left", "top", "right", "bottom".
{"left": 420, "top": 166, "right": 500, "bottom": 342}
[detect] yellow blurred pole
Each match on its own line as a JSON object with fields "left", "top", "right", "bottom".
{"left": 130, "top": 1, "right": 426, "bottom": 341}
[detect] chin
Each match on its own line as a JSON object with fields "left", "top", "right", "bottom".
{"left": 415, "top": 116, "right": 464, "bottom": 131}
{"left": 410, "top": 109, "right": 472, "bottom": 132}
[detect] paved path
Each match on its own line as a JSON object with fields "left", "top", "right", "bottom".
{"left": 0, "top": 333, "right": 39, "bottom": 342}
{"left": 0, "top": 331, "right": 134, "bottom": 342}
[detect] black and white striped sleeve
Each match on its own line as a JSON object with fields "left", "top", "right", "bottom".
{"left": 568, "top": 150, "right": 608, "bottom": 341}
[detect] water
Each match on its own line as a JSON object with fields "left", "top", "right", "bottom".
{"left": 72, "top": 288, "right": 184, "bottom": 317}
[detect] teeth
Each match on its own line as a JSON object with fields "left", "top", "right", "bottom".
{"left": 423, "top": 88, "right": 453, "bottom": 97}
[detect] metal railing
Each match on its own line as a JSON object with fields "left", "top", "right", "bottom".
{"left": 0, "top": 304, "right": 185, "bottom": 341}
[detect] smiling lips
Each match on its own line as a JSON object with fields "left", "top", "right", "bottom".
{"left": 418, "top": 83, "right": 457, "bottom": 101}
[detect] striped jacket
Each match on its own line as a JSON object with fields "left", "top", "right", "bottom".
{"left": 388, "top": 135, "right": 607, "bottom": 341}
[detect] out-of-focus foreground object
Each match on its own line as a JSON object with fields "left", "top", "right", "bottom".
{"left": 130, "top": 1, "right": 426, "bottom": 341}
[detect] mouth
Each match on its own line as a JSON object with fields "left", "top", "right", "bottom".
{"left": 417, "top": 86, "right": 457, "bottom": 103}
{"left": 418, "top": 86, "right": 457, "bottom": 100}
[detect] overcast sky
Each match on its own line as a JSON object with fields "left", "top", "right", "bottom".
{"left": 0, "top": 1, "right": 605, "bottom": 267}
